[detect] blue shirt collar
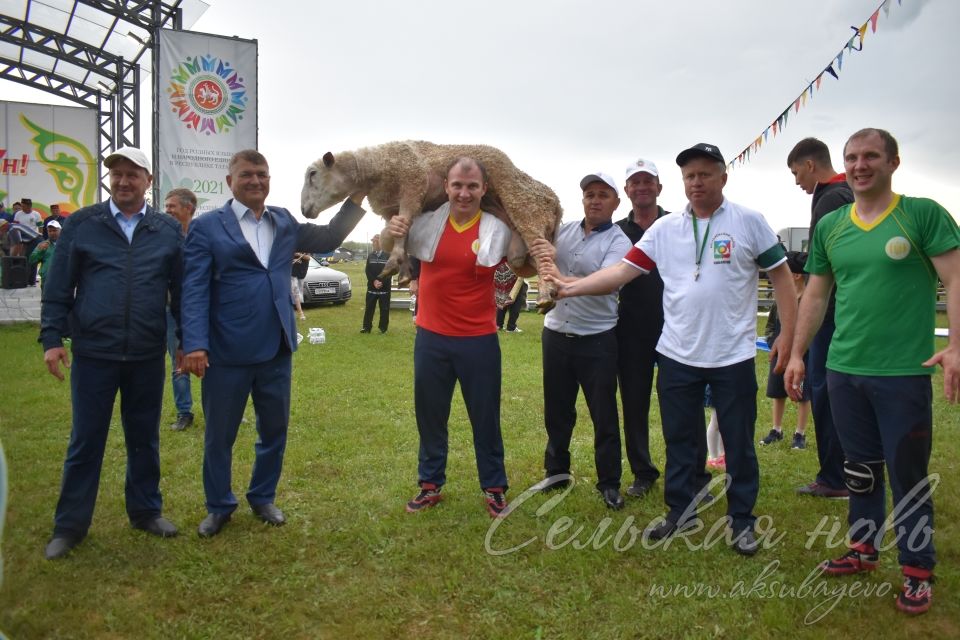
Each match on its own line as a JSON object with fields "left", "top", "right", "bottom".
{"left": 108, "top": 199, "right": 147, "bottom": 219}
{"left": 580, "top": 219, "right": 614, "bottom": 233}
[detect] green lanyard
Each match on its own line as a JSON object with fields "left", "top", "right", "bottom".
{"left": 692, "top": 214, "right": 712, "bottom": 281}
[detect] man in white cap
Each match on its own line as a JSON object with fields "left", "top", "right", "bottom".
{"left": 615, "top": 159, "right": 669, "bottom": 499}
{"left": 531, "top": 172, "right": 633, "bottom": 509}
{"left": 543, "top": 144, "right": 798, "bottom": 555}
{"left": 29, "top": 219, "right": 61, "bottom": 292}
{"left": 39, "top": 146, "right": 184, "bottom": 559}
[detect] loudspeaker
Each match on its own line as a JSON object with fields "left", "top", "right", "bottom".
{"left": 1, "top": 256, "right": 28, "bottom": 289}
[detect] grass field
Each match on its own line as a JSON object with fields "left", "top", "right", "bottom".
{"left": 0, "top": 262, "right": 957, "bottom": 639}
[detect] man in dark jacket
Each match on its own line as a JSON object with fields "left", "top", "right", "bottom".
{"left": 785, "top": 137, "right": 854, "bottom": 499}
{"left": 39, "top": 147, "right": 184, "bottom": 560}
{"left": 361, "top": 234, "right": 391, "bottom": 333}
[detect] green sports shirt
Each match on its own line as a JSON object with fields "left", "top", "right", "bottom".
{"left": 807, "top": 194, "right": 960, "bottom": 376}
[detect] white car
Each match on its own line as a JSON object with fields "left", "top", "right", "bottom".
{"left": 301, "top": 257, "right": 351, "bottom": 305}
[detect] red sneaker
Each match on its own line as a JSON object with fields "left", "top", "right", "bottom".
{"left": 896, "top": 566, "right": 933, "bottom": 615}
{"left": 483, "top": 487, "right": 508, "bottom": 518}
{"left": 819, "top": 543, "right": 879, "bottom": 576}
{"left": 406, "top": 483, "right": 442, "bottom": 513}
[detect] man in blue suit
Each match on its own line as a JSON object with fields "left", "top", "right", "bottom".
{"left": 181, "top": 149, "right": 366, "bottom": 537}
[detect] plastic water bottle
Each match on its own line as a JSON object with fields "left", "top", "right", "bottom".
{"left": 308, "top": 327, "right": 326, "bottom": 344}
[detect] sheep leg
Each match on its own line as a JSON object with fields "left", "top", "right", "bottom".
{"left": 380, "top": 209, "right": 412, "bottom": 278}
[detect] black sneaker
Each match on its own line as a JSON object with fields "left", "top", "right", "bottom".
{"left": 790, "top": 432, "right": 806, "bottom": 449}
{"left": 897, "top": 568, "right": 933, "bottom": 615}
{"left": 170, "top": 413, "right": 194, "bottom": 431}
{"left": 405, "top": 483, "right": 442, "bottom": 513}
{"left": 626, "top": 478, "right": 654, "bottom": 498}
{"left": 759, "top": 428, "right": 783, "bottom": 446}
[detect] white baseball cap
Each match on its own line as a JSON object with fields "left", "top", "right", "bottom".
{"left": 625, "top": 158, "right": 659, "bottom": 180}
{"left": 47, "top": 220, "right": 62, "bottom": 229}
{"left": 579, "top": 172, "right": 619, "bottom": 196}
{"left": 104, "top": 146, "right": 152, "bottom": 174}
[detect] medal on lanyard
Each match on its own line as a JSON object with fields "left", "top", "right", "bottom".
{"left": 692, "top": 214, "right": 711, "bottom": 281}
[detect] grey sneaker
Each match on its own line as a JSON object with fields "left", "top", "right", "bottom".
{"left": 759, "top": 428, "right": 783, "bottom": 446}
{"left": 791, "top": 432, "right": 807, "bottom": 449}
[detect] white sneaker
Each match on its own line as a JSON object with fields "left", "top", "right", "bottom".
{"left": 506, "top": 328, "right": 523, "bottom": 333}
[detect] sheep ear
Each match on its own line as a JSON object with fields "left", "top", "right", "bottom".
{"left": 322, "top": 152, "right": 335, "bottom": 167}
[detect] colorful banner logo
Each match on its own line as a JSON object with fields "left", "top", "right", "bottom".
{"left": 166, "top": 54, "right": 249, "bottom": 136}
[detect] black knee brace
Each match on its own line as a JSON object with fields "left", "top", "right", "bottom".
{"left": 844, "top": 460, "right": 885, "bottom": 495}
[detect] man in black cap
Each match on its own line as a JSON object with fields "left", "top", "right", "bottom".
{"left": 543, "top": 143, "right": 798, "bottom": 556}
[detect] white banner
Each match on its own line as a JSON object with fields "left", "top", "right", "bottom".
{"left": 0, "top": 100, "right": 99, "bottom": 217}
{"left": 157, "top": 29, "right": 257, "bottom": 214}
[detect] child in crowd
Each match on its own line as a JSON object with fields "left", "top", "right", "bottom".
{"left": 704, "top": 385, "right": 725, "bottom": 471}
{"left": 760, "top": 251, "right": 810, "bottom": 449}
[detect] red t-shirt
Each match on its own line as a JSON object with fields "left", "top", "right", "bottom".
{"left": 417, "top": 213, "right": 500, "bottom": 337}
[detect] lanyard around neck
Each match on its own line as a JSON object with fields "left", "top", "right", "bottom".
{"left": 692, "top": 214, "right": 712, "bottom": 281}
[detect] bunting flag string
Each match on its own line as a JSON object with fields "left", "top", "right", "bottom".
{"left": 729, "top": 0, "right": 904, "bottom": 170}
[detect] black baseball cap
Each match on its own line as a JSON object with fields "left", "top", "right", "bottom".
{"left": 676, "top": 143, "right": 725, "bottom": 167}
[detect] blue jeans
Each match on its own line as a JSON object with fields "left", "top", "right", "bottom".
{"left": 413, "top": 328, "right": 507, "bottom": 490}
{"left": 827, "top": 372, "right": 935, "bottom": 569}
{"left": 166, "top": 308, "right": 192, "bottom": 416}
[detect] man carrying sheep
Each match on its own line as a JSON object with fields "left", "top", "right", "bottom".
{"left": 387, "top": 157, "right": 534, "bottom": 518}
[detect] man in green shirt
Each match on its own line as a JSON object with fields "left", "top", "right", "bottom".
{"left": 29, "top": 219, "right": 61, "bottom": 293}
{"left": 786, "top": 128, "right": 960, "bottom": 616}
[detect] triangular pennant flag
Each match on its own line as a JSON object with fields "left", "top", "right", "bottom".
{"left": 846, "top": 35, "right": 856, "bottom": 52}
{"left": 882, "top": 0, "right": 891, "bottom": 17}
{"left": 794, "top": 97, "right": 801, "bottom": 113}
{"left": 858, "top": 23, "right": 868, "bottom": 42}
{"left": 837, "top": 51, "right": 844, "bottom": 71}
{"left": 808, "top": 84, "right": 814, "bottom": 99}
{"left": 782, "top": 110, "right": 789, "bottom": 127}
{"left": 772, "top": 121, "right": 778, "bottom": 136}
{"left": 763, "top": 128, "right": 769, "bottom": 142}
{"left": 870, "top": 11, "right": 879, "bottom": 33}
{"left": 825, "top": 65, "right": 838, "bottom": 80}
{"left": 816, "top": 73, "right": 824, "bottom": 89}
{"left": 802, "top": 91, "right": 808, "bottom": 107}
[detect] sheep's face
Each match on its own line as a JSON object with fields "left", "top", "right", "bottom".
{"left": 301, "top": 151, "right": 355, "bottom": 218}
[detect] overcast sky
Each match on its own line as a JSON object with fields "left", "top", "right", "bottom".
{"left": 4, "top": 0, "right": 957, "bottom": 242}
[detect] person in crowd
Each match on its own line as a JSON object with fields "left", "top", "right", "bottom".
{"left": 361, "top": 234, "right": 391, "bottom": 333}
{"left": 164, "top": 188, "right": 198, "bottom": 431}
{"left": 759, "top": 251, "right": 811, "bottom": 450}
{"left": 494, "top": 262, "right": 528, "bottom": 333}
{"left": 614, "top": 158, "right": 669, "bottom": 498}
{"left": 29, "top": 220, "right": 61, "bottom": 293}
{"left": 785, "top": 136, "right": 854, "bottom": 498}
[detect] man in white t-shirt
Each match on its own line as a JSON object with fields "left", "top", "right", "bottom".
{"left": 543, "top": 143, "right": 798, "bottom": 556}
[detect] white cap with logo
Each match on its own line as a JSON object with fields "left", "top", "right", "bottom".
{"left": 104, "top": 147, "right": 152, "bottom": 174}
{"left": 625, "top": 158, "right": 659, "bottom": 180}
{"left": 579, "top": 172, "right": 619, "bottom": 196}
